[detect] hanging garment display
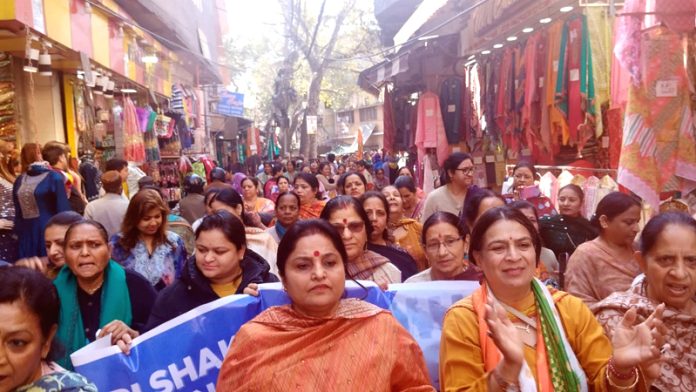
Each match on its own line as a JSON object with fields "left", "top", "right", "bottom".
{"left": 618, "top": 26, "right": 696, "bottom": 209}
{"left": 122, "top": 97, "right": 146, "bottom": 163}
{"left": 439, "top": 77, "right": 463, "bottom": 144}
{"left": 414, "top": 92, "right": 449, "bottom": 166}
{"left": 586, "top": 7, "right": 613, "bottom": 137}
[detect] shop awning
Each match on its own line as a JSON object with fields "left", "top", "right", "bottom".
{"left": 393, "top": 0, "right": 449, "bottom": 51}
{"left": 358, "top": 52, "right": 410, "bottom": 95}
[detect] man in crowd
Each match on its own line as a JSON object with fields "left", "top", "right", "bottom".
{"left": 83, "top": 171, "right": 130, "bottom": 238}
{"left": 105, "top": 158, "right": 131, "bottom": 199}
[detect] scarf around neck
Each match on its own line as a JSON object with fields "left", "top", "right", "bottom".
{"left": 274, "top": 221, "right": 288, "bottom": 239}
{"left": 347, "top": 250, "right": 389, "bottom": 280}
{"left": 53, "top": 260, "right": 132, "bottom": 370}
{"left": 472, "top": 279, "right": 587, "bottom": 391}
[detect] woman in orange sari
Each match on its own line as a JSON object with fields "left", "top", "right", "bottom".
{"left": 217, "top": 219, "right": 434, "bottom": 391}
{"left": 440, "top": 206, "right": 667, "bottom": 391}
{"left": 294, "top": 172, "right": 326, "bottom": 219}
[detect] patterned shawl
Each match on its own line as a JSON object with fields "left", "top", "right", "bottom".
{"left": 346, "top": 250, "right": 390, "bottom": 280}
{"left": 593, "top": 275, "right": 696, "bottom": 392}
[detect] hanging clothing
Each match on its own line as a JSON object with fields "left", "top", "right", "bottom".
{"left": 13, "top": 163, "right": 71, "bottom": 258}
{"left": 617, "top": 26, "right": 696, "bottom": 210}
{"left": 414, "top": 92, "right": 449, "bottom": 167}
{"left": 546, "top": 21, "right": 569, "bottom": 154}
{"left": 539, "top": 171, "right": 560, "bottom": 207}
{"left": 439, "top": 77, "right": 463, "bottom": 144}
{"left": 122, "top": 97, "right": 146, "bottom": 163}
{"left": 586, "top": 7, "right": 613, "bottom": 138}
{"left": 539, "top": 214, "right": 598, "bottom": 259}
{"left": 0, "top": 177, "right": 17, "bottom": 262}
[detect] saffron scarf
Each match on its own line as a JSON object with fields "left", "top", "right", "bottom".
{"left": 54, "top": 261, "right": 133, "bottom": 370}
{"left": 472, "top": 279, "right": 587, "bottom": 391}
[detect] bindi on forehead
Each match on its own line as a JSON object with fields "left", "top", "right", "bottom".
{"left": 313, "top": 250, "right": 320, "bottom": 257}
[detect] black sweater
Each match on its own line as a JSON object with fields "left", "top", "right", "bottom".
{"left": 144, "top": 249, "right": 278, "bottom": 331}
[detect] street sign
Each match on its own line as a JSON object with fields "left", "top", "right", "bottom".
{"left": 216, "top": 91, "right": 244, "bottom": 116}
{"left": 306, "top": 115, "right": 317, "bottom": 135}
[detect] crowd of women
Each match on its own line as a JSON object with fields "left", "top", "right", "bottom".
{"left": 1, "top": 146, "right": 695, "bottom": 391}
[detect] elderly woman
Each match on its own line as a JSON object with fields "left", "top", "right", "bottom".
{"left": 405, "top": 212, "right": 482, "bottom": 283}
{"left": 337, "top": 172, "right": 368, "bottom": 198}
{"left": 320, "top": 196, "right": 401, "bottom": 285}
{"left": 110, "top": 189, "right": 187, "bottom": 290}
{"left": 360, "top": 191, "right": 419, "bottom": 281}
{"left": 293, "top": 172, "right": 326, "bottom": 219}
{"left": 0, "top": 267, "right": 97, "bottom": 391}
{"left": 382, "top": 185, "right": 427, "bottom": 270}
{"left": 593, "top": 212, "right": 696, "bottom": 392}
{"left": 565, "top": 192, "right": 642, "bottom": 306}
{"left": 216, "top": 219, "right": 434, "bottom": 390}
{"left": 440, "top": 206, "right": 667, "bottom": 391}
{"left": 267, "top": 191, "right": 301, "bottom": 244}
{"left": 539, "top": 184, "right": 597, "bottom": 259}
{"left": 54, "top": 220, "right": 156, "bottom": 369}
{"left": 145, "top": 211, "right": 278, "bottom": 330}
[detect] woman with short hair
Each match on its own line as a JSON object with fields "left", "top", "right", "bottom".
{"left": 440, "top": 206, "right": 666, "bottom": 391}
{"left": 217, "top": 219, "right": 434, "bottom": 391}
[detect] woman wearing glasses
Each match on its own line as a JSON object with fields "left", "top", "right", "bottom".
{"left": 405, "top": 212, "right": 482, "bottom": 283}
{"left": 320, "top": 196, "right": 402, "bottom": 286}
{"left": 502, "top": 162, "right": 556, "bottom": 218}
{"left": 421, "top": 153, "right": 477, "bottom": 223}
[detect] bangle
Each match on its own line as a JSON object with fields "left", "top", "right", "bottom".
{"left": 605, "top": 366, "right": 638, "bottom": 391}
{"left": 492, "top": 369, "right": 520, "bottom": 392}
{"left": 608, "top": 358, "right": 637, "bottom": 380}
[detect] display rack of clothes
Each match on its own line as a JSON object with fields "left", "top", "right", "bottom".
{"left": 158, "top": 159, "right": 182, "bottom": 207}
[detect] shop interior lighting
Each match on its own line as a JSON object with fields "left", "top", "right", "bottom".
{"left": 493, "top": 43, "right": 504, "bottom": 49}
{"left": 507, "top": 36, "right": 518, "bottom": 41}
{"left": 418, "top": 34, "right": 439, "bottom": 41}
{"left": 560, "top": 6, "right": 574, "bottom": 13}
{"left": 539, "top": 17, "right": 552, "bottom": 24}
{"left": 481, "top": 49, "right": 491, "bottom": 54}
{"left": 23, "top": 48, "right": 39, "bottom": 73}
{"left": 120, "top": 87, "right": 137, "bottom": 94}
{"left": 522, "top": 27, "right": 534, "bottom": 33}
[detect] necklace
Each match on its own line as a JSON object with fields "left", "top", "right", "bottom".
{"left": 81, "top": 279, "right": 104, "bottom": 295}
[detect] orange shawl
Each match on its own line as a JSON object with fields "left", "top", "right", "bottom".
{"left": 471, "top": 283, "right": 567, "bottom": 392}
{"left": 217, "top": 299, "right": 434, "bottom": 391}
{"left": 299, "top": 200, "right": 326, "bottom": 219}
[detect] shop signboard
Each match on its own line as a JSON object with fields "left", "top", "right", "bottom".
{"left": 306, "top": 115, "right": 317, "bottom": 135}
{"left": 216, "top": 92, "right": 245, "bottom": 117}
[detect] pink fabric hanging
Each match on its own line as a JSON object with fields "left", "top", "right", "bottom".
{"left": 414, "top": 92, "right": 449, "bottom": 166}
{"left": 122, "top": 97, "right": 145, "bottom": 163}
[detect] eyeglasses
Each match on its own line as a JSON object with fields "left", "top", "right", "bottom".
{"left": 331, "top": 221, "right": 365, "bottom": 234}
{"left": 454, "top": 167, "right": 474, "bottom": 175}
{"left": 425, "top": 236, "right": 463, "bottom": 254}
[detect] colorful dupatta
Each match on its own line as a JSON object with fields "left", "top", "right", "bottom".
{"left": 471, "top": 280, "right": 588, "bottom": 391}
{"left": 298, "top": 200, "right": 326, "bottom": 219}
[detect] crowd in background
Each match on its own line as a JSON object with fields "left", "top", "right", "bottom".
{"left": 0, "top": 141, "right": 695, "bottom": 391}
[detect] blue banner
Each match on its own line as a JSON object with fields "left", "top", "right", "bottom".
{"left": 72, "top": 281, "right": 478, "bottom": 391}
{"left": 216, "top": 92, "right": 244, "bottom": 117}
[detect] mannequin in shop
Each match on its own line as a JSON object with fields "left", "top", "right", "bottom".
{"left": 421, "top": 152, "right": 477, "bottom": 224}
{"left": 13, "top": 146, "right": 71, "bottom": 259}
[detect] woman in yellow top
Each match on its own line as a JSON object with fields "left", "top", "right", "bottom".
{"left": 240, "top": 176, "right": 275, "bottom": 215}
{"left": 382, "top": 185, "right": 428, "bottom": 271}
{"left": 440, "top": 206, "right": 667, "bottom": 391}
{"left": 144, "top": 210, "right": 278, "bottom": 330}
